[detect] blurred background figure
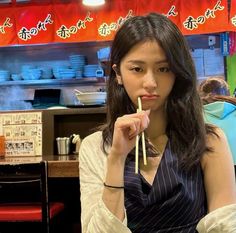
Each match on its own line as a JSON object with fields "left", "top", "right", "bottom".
{"left": 199, "top": 76, "right": 236, "bottom": 165}
{"left": 199, "top": 76, "right": 230, "bottom": 97}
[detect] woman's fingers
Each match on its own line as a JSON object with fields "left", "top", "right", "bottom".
{"left": 115, "top": 110, "right": 150, "bottom": 139}
{"left": 128, "top": 119, "right": 141, "bottom": 139}
{"left": 111, "top": 111, "right": 150, "bottom": 159}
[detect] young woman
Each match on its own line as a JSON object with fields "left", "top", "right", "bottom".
{"left": 79, "top": 13, "right": 236, "bottom": 233}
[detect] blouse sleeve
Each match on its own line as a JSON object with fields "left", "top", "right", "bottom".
{"left": 79, "top": 133, "right": 131, "bottom": 233}
{"left": 196, "top": 204, "right": 236, "bottom": 233}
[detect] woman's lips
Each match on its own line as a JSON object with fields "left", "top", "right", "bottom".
{"left": 141, "top": 95, "right": 159, "bottom": 100}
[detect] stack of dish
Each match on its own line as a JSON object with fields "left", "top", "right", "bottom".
{"left": 11, "top": 74, "right": 22, "bottom": 81}
{"left": 83, "top": 64, "right": 102, "bottom": 78}
{"left": 0, "top": 70, "right": 10, "bottom": 81}
{"left": 69, "top": 54, "right": 87, "bottom": 72}
{"left": 52, "top": 65, "right": 69, "bottom": 79}
{"left": 58, "top": 68, "right": 76, "bottom": 79}
{"left": 21, "top": 66, "right": 42, "bottom": 80}
{"left": 39, "top": 66, "right": 53, "bottom": 79}
{"left": 28, "top": 68, "right": 42, "bottom": 80}
{"left": 75, "top": 70, "right": 83, "bottom": 79}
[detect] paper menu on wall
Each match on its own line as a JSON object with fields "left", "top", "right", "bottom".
{"left": 191, "top": 49, "right": 205, "bottom": 77}
{"left": 203, "top": 48, "right": 224, "bottom": 76}
{"left": 191, "top": 48, "right": 225, "bottom": 79}
{"left": 0, "top": 111, "right": 42, "bottom": 157}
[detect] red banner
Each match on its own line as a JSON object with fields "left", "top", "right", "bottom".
{"left": 0, "top": 7, "right": 17, "bottom": 46}
{"left": 15, "top": 4, "right": 54, "bottom": 44}
{"left": 229, "top": 0, "right": 236, "bottom": 31}
{"left": 136, "top": 0, "right": 180, "bottom": 26}
{"left": 180, "top": 0, "right": 228, "bottom": 35}
{"left": 53, "top": 2, "right": 97, "bottom": 43}
{"left": 96, "top": 0, "right": 137, "bottom": 41}
{"left": 0, "top": 0, "right": 232, "bottom": 46}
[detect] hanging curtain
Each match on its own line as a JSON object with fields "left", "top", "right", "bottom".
{"left": 0, "top": 0, "right": 232, "bottom": 46}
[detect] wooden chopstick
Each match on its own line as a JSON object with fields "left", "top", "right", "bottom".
{"left": 135, "top": 131, "right": 139, "bottom": 174}
{"left": 135, "top": 97, "right": 147, "bottom": 174}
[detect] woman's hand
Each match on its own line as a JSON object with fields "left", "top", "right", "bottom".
{"left": 109, "top": 110, "right": 150, "bottom": 163}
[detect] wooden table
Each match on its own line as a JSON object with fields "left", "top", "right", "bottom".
{"left": 45, "top": 155, "right": 79, "bottom": 178}
{"left": 0, "top": 155, "right": 79, "bottom": 178}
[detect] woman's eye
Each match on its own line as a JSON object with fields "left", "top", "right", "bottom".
{"left": 130, "top": 67, "right": 142, "bottom": 72}
{"left": 158, "top": 67, "right": 170, "bottom": 73}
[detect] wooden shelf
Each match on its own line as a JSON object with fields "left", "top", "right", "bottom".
{"left": 42, "top": 107, "right": 107, "bottom": 155}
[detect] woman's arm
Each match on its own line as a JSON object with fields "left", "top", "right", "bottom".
{"left": 102, "top": 110, "right": 150, "bottom": 221}
{"left": 79, "top": 132, "right": 131, "bottom": 233}
{"left": 80, "top": 111, "right": 149, "bottom": 233}
{"left": 201, "top": 127, "right": 236, "bottom": 211}
{"left": 197, "top": 127, "right": 236, "bottom": 232}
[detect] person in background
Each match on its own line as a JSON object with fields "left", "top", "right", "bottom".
{"left": 79, "top": 13, "right": 236, "bottom": 233}
{"left": 199, "top": 76, "right": 236, "bottom": 165}
{"left": 198, "top": 76, "right": 230, "bottom": 96}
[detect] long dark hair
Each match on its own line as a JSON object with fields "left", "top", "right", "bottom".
{"left": 102, "top": 12, "right": 213, "bottom": 170}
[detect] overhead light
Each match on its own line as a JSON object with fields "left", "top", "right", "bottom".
{"left": 82, "top": 0, "right": 105, "bottom": 6}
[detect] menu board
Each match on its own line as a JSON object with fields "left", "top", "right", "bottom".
{"left": 191, "top": 48, "right": 225, "bottom": 79}
{"left": 0, "top": 111, "right": 42, "bottom": 157}
{"left": 203, "top": 48, "right": 224, "bottom": 76}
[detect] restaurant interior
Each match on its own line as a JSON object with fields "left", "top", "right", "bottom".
{"left": 0, "top": 0, "right": 236, "bottom": 232}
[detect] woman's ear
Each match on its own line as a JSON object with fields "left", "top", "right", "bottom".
{"left": 112, "top": 64, "right": 123, "bottom": 85}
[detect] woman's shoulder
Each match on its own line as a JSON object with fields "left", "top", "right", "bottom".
{"left": 206, "top": 126, "right": 227, "bottom": 142}
{"left": 205, "top": 126, "right": 229, "bottom": 152}
{"left": 79, "top": 131, "right": 106, "bottom": 160}
{"left": 201, "top": 127, "right": 232, "bottom": 167}
{"left": 79, "top": 131, "right": 107, "bottom": 182}
{"left": 79, "top": 131, "right": 107, "bottom": 171}
{"left": 81, "top": 131, "right": 103, "bottom": 145}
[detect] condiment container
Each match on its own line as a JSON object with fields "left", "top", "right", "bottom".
{"left": 56, "top": 137, "right": 70, "bottom": 155}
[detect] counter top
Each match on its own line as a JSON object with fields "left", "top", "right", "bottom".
{"left": 45, "top": 155, "right": 79, "bottom": 178}
{"left": 0, "top": 155, "right": 79, "bottom": 178}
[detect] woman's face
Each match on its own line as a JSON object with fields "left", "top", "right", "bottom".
{"left": 115, "top": 40, "right": 175, "bottom": 111}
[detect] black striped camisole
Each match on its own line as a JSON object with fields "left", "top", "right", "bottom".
{"left": 124, "top": 142, "right": 207, "bottom": 233}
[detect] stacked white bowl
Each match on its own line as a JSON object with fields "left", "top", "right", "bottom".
{"left": 0, "top": 70, "right": 10, "bottom": 81}
{"left": 83, "top": 64, "right": 102, "bottom": 78}
{"left": 38, "top": 66, "right": 53, "bottom": 79}
{"left": 21, "top": 65, "right": 42, "bottom": 80}
{"left": 58, "top": 68, "right": 76, "bottom": 79}
{"left": 11, "top": 74, "right": 22, "bottom": 81}
{"left": 52, "top": 65, "right": 70, "bottom": 79}
{"left": 69, "top": 55, "right": 87, "bottom": 69}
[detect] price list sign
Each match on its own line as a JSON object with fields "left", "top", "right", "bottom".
{"left": 0, "top": 111, "right": 42, "bottom": 157}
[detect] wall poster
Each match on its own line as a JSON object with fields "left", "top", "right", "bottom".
{"left": 0, "top": 111, "right": 42, "bottom": 157}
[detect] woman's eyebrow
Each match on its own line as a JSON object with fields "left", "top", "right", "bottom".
{"left": 126, "top": 59, "right": 168, "bottom": 64}
{"left": 126, "top": 60, "right": 145, "bottom": 64}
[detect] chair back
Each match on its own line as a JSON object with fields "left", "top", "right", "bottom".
{"left": 0, "top": 161, "right": 53, "bottom": 232}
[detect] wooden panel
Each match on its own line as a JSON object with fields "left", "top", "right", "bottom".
{"left": 47, "top": 160, "right": 79, "bottom": 178}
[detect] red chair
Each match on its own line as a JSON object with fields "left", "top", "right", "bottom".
{"left": 0, "top": 161, "right": 65, "bottom": 233}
